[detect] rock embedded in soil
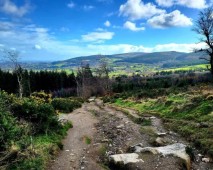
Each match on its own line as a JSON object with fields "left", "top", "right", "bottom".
{"left": 202, "top": 157, "right": 211, "bottom": 163}
{"left": 154, "top": 137, "right": 168, "bottom": 146}
{"left": 157, "top": 132, "right": 167, "bottom": 137}
{"left": 109, "top": 153, "right": 144, "bottom": 165}
{"left": 131, "top": 143, "right": 191, "bottom": 170}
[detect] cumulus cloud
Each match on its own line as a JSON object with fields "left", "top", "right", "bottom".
{"left": 148, "top": 10, "right": 193, "bottom": 28}
{"left": 155, "top": 0, "right": 174, "bottom": 7}
{"left": 104, "top": 20, "right": 111, "bottom": 27}
{"left": 119, "top": 0, "right": 165, "bottom": 20}
{"left": 155, "top": 0, "right": 207, "bottom": 9}
{"left": 124, "top": 21, "right": 145, "bottom": 31}
{"left": 0, "top": 0, "right": 31, "bottom": 17}
{"left": 67, "top": 1, "right": 75, "bottom": 8}
{"left": 81, "top": 30, "right": 114, "bottom": 42}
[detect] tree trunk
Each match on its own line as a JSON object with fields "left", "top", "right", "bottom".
{"left": 17, "top": 75, "right": 23, "bottom": 98}
{"left": 211, "top": 54, "right": 213, "bottom": 77}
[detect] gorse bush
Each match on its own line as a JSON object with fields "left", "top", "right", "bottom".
{"left": 51, "top": 97, "right": 82, "bottom": 113}
{"left": 0, "top": 91, "right": 76, "bottom": 169}
{"left": 0, "top": 109, "right": 22, "bottom": 151}
{"left": 11, "top": 98, "right": 59, "bottom": 134}
{"left": 30, "top": 91, "right": 52, "bottom": 103}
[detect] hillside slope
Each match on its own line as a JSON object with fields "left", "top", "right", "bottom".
{"left": 0, "top": 51, "right": 208, "bottom": 70}
{"left": 51, "top": 51, "right": 208, "bottom": 69}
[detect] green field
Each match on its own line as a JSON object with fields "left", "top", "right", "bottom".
{"left": 163, "top": 64, "right": 209, "bottom": 72}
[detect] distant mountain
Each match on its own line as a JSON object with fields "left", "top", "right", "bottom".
{"left": 50, "top": 51, "right": 208, "bottom": 69}
{"left": 0, "top": 51, "right": 208, "bottom": 70}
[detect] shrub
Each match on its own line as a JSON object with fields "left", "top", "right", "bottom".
{"left": 0, "top": 91, "right": 75, "bottom": 169}
{"left": 0, "top": 109, "right": 23, "bottom": 151}
{"left": 51, "top": 98, "right": 82, "bottom": 113}
{"left": 11, "top": 98, "right": 60, "bottom": 134}
{"left": 30, "top": 91, "right": 52, "bottom": 103}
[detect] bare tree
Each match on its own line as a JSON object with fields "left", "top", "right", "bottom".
{"left": 4, "top": 50, "right": 24, "bottom": 98}
{"left": 75, "top": 62, "right": 94, "bottom": 98}
{"left": 193, "top": 6, "right": 213, "bottom": 75}
{"left": 95, "top": 55, "right": 111, "bottom": 95}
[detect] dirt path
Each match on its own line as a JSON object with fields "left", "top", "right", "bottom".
{"left": 50, "top": 103, "right": 102, "bottom": 170}
{"left": 50, "top": 99, "right": 213, "bottom": 170}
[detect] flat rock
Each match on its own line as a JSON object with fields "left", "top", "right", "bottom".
{"left": 109, "top": 153, "right": 144, "bottom": 165}
{"left": 132, "top": 143, "right": 191, "bottom": 170}
{"left": 88, "top": 97, "right": 95, "bottom": 102}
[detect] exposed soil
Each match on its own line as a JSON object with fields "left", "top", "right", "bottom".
{"left": 50, "top": 99, "right": 213, "bottom": 170}
{"left": 50, "top": 103, "right": 102, "bottom": 170}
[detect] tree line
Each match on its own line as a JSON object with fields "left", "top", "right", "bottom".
{"left": 0, "top": 69, "right": 76, "bottom": 96}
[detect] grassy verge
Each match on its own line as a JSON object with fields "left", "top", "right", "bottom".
{"left": 9, "top": 122, "right": 72, "bottom": 169}
{"left": 112, "top": 89, "right": 213, "bottom": 157}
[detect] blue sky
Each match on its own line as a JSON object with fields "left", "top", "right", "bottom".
{"left": 0, "top": 0, "right": 211, "bottom": 61}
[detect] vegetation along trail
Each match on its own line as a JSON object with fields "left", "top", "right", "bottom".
{"left": 50, "top": 98, "right": 213, "bottom": 170}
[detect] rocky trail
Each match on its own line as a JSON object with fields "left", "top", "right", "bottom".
{"left": 50, "top": 99, "right": 213, "bottom": 170}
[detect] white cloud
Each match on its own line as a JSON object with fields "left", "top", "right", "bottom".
{"left": 81, "top": 31, "right": 114, "bottom": 42}
{"left": 83, "top": 5, "right": 95, "bottom": 11}
{"left": 87, "top": 42, "right": 207, "bottom": 54}
{"left": 34, "top": 44, "right": 42, "bottom": 50}
{"left": 148, "top": 10, "right": 193, "bottom": 28}
{"left": 0, "top": 0, "right": 31, "bottom": 17}
{"left": 155, "top": 0, "right": 174, "bottom": 7}
{"left": 124, "top": 21, "right": 145, "bottom": 31}
{"left": 119, "top": 0, "right": 165, "bottom": 20}
{"left": 155, "top": 0, "right": 207, "bottom": 9}
{"left": 67, "top": 1, "right": 75, "bottom": 8}
{"left": 104, "top": 20, "right": 111, "bottom": 27}
{"left": 152, "top": 42, "right": 206, "bottom": 52}
{"left": 95, "top": 28, "right": 105, "bottom": 31}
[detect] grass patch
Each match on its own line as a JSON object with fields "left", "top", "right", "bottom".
{"left": 98, "top": 144, "right": 107, "bottom": 160}
{"left": 84, "top": 136, "right": 92, "bottom": 145}
{"left": 141, "top": 119, "right": 152, "bottom": 126}
{"left": 112, "top": 88, "right": 213, "bottom": 157}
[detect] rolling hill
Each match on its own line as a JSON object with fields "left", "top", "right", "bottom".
{"left": 50, "top": 51, "right": 208, "bottom": 69}
{"left": 0, "top": 51, "right": 208, "bottom": 70}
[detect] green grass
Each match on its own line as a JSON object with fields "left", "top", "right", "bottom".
{"left": 84, "top": 136, "right": 92, "bottom": 145}
{"left": 113, "top": 91, "right": 213, "bottom": 157}
{"left": 163, "top": 64, "right": 210, "bottom": 72}
{"left": 7, "top": 121, "right": 72, "bottom": 169}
